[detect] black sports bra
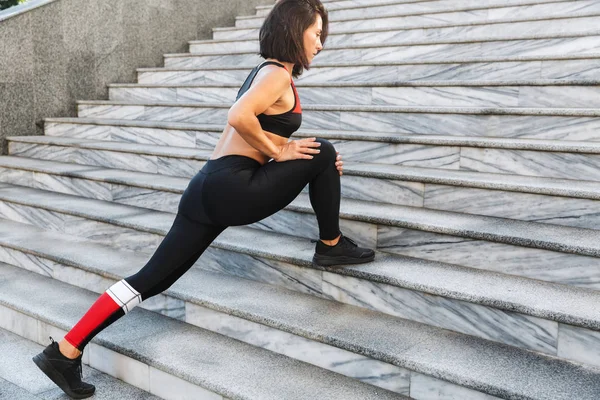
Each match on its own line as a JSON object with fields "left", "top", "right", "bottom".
{"left": 235, "top": 61, "right": 302, "bottom": 139}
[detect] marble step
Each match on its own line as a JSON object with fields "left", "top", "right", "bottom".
{"left": 0, "top": 378, "right": 40, "bottom": 400}
{"left": 195, "top": 15, "right": 600, "bottom": 54}
{"left": 109, "top": 79, "right": 600, "bottom": 108}
{"left": 0, "top": 264, "right": 401, "bottom": 400}
{"left": 147, "top": 53, "right": 600, "bottom": 84}
{"left": 215, "top": 2, "right": 600, "bottom": 41}
{"left": 255, "top": 0, "right": 555, "bottom": 19}
{"left": 74, "top": 100, "right": 600, "bottom": 142}
{"left": 166, "top": 31, "right": 600, "bottom": 68}
{"left": 41, "top": 118, "right": 600, "bottom": 182}
{"left": 12, "top": 129, "right": 600, "bottom": 187}
{"left": 254, "top": 0, "right": 564, "bottom": 17}
{"left": 2, "top": 155, "right": 600, "bottom": 288}
{"left": 237, "top": 0, "right": 583, "bottom": 29}
{"left": 9, "top": 135, "right": 600, "bottom": 227}
{"left": 0, "top": 327, "right": 162, "bottom": 400}
{"left": 1, "top": 219, "right": 600, "bottom": 390}
{"left": 41, "top": 115, "right": 600, "bottom": 151}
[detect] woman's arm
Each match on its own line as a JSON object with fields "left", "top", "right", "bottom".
{"left": 227, "top": 66, "right": 290, "bottom": 160}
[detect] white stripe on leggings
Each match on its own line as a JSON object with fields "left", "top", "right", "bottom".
{"left": 106, "top": 280, "right": 142, "bottom": 314}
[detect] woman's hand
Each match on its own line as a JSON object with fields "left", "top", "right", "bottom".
{"left": 336, "top": 151, "right": 343, "bottom": 176}
{"left": 274, "top": 137, "right": 322, "bottom": 162}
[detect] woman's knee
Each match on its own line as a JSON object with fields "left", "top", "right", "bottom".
{"left": 313, "top": 138, "right": 337, "bottom": 165}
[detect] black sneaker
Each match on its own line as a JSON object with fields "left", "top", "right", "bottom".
{"left": 312, "top": 233, "right": 375, "bottom": 267}
{"left": 32, "top": 336, "right": 95, "bottom": 399}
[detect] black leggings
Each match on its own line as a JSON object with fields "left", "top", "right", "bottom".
{"left": 64, "top": 138, "right": 341, "bottom": 350}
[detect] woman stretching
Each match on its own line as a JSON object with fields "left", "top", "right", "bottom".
{"left": 32, "top": 0, "right": 375, "bottom": 397}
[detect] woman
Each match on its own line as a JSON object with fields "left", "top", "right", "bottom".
{"left": 32, "top": 0, "right": 375, "bottom": 397}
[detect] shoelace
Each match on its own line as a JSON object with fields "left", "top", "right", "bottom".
{"left": 49, "top": 336, "right": 84, "bottom": 381}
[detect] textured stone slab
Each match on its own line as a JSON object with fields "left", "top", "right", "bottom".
{"left": 1, "top": 258, "right": 600, "bottom": 399}
{"left": 0, "top": 264, "right": 402, "bottom": 400}
{"left": 193, "top": 15, "right": 600, "bottom": 54}
{"left": 0, "top": 328, "right": 161, "bottom": 400}
{"left": 73, "top": 99, "right": 600, "bottom": 141}
{"left": 161, "top": 54, "right": 600, "bottom": 82}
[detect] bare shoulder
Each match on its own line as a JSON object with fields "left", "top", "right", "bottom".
{"left": 251, "top": 64, "right": 290, "bottom": 90}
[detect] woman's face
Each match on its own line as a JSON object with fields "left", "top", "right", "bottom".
{"left": 303, "top": 14, "right": 323, "bottom": 64}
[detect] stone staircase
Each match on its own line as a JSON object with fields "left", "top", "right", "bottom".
{"left": 1, "top": 0, "right": 600, "bottom": 398}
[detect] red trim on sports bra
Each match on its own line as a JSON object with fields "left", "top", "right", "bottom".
{"left": 291, "top": 81, "right": 302, "bottom": 114}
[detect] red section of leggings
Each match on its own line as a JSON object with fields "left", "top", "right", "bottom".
{"left": 64, "top": 292, "right": 120, "bottom": 349}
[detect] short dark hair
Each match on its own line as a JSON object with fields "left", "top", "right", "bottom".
{"left": 259, "top": 0, "right": 329, "bottom": 78}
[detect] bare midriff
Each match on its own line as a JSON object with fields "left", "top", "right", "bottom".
{"left": 210, "top": 74, "right": 295, "bottom": 166}
{"left": 209, "top": 124, "right": 289, "bottom": 166}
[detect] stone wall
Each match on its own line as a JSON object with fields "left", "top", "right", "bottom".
{"left": 0, "top": 0, "right": 273, "bottom": 154}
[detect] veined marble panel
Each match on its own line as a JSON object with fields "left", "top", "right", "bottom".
{"left": 185, "top": 303, "right": 411, "bottom": 395}
{"left": 333, "top": 139, "right": 460, "bottom": 169}
{"left": 324, "top": 1, "right": 486, "bottom": 20}
{"left": 300, "top": 65, "right": 398, "bottom": 83}
{"left": 45, "top": 122, "right": 111, "bottom": 141}
{"left": 51, "top": 262, "right": 117, "bottom": 295}
{"left": 0, "top": 246, "right": 53, "bottom": 278}
{"left": 193, "top": 69, "right": 250, "bottom": 85}
{"left": 196, "top": 131, "right": 221, "bottom": 150}
{"left": 519, "top": 86, "right": 600, "bottom": 108}
{"left": 189, "top": 40, "right": 257, "bottom": 55}
{"left": 558, "top": 323, "right": 600, "bottom": 368}
{"left": 0, "top": 167, "right": 34, "bottom": 188}
{"left": 322, "top": 271, "right": 558, "bottom": 354}
{"left": 164, "top": 54, "right": 262, "bottom": 69}
{"left": 0, "top": 200, "right": 70, "bottom": 232}
{"left": 212, "top": 28, "right": 257, "bottom": 41}
{"left": 137, "top": 106, "right": 229, "bottom": 125}
{"left": 372, "top": 86, "right": 519, "bottom": 107}
{"left": 32, "top": 173, "right": 113, "bottom": 201}
{"left": 177, "top": 88, "right": 238, "bottom": 103}
{"left": 395, "top": 61, "right": 542, "bottom": 81}
{"left": 0, "top": 305, "right": 40, "bottom": 344}
{"left": 238, "top": 7, "right": 490, "bottom": 29}
{"left": 481, "top": 36, "right": 600, "bottom": 59}
{"left": 410, "top": 372, "right": 503, "bottom": 400}
{"left": 142, "top": 294, "right": 185, "bottom": 321}
{"left": 487, "top": 0, "right": 600, "bottom": 20}
{"left": 150, "top": 60, "right": 543, "bottom": 86}
{"left": 78, "top": 104, "right": 145, "bottom": 120}
{"left": 113, "top": 126, "right": 197, "bottom": 148}
{"left": 377, "top": 226, "right": 600, "bottom": 290}
{"left": 138, "top": 70, "right": 208, "bottom": 85}
{"left": 88, "top": 344, "right": 150, "bottom": 392}
{"left": 460, "top": 148, "right": 600, "bottom": 180}
{"left": 424, "top": 184, "right": 600, "bottom": 230}
{"left": 247, "top": 207, "right": 378, "bottom": 248}
{"left": 328, "top": 16, "right": 600, "bottom": 48}
{"left": 298, "top": 87, "right": 372, "bottom": 105}
{"left": 484, "top": 115, "right": 600, "bottom": 141}
{"left": 111, "top": 184, "right": 181, "bottom": 213}
{"left": 157, "top": 157, "right": 204, "bottom": 178}
{"left": 317, "top": 43, "right": 482, "bottom": 64}
{"left": 339, "top": 111, "right": 487, "bottom": 135}
{"left": 79, "top": 104, "right": 229, "bottom": 125}
{"left": 9, "top": 143, "right": 160, "bottom": 175}
{"left": 200, "top": 247, "right": 326, "bottom": 298}
{"left": 109, "top": 87, "right": 177, "bottom": 103}
{"left": 63, "top": 217, "right": 162, "bottom": 253}
{"left": 329, "top": 10, "right": 489, "bottom": 32}
{"left": 302, "top": 110, "right": 345, "bottom": 130}
{"left": 336, "top": 175, "right": 424, "bottom": 207}
{"left": 542, "top": 59, "right": 600, "bottom": 80}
